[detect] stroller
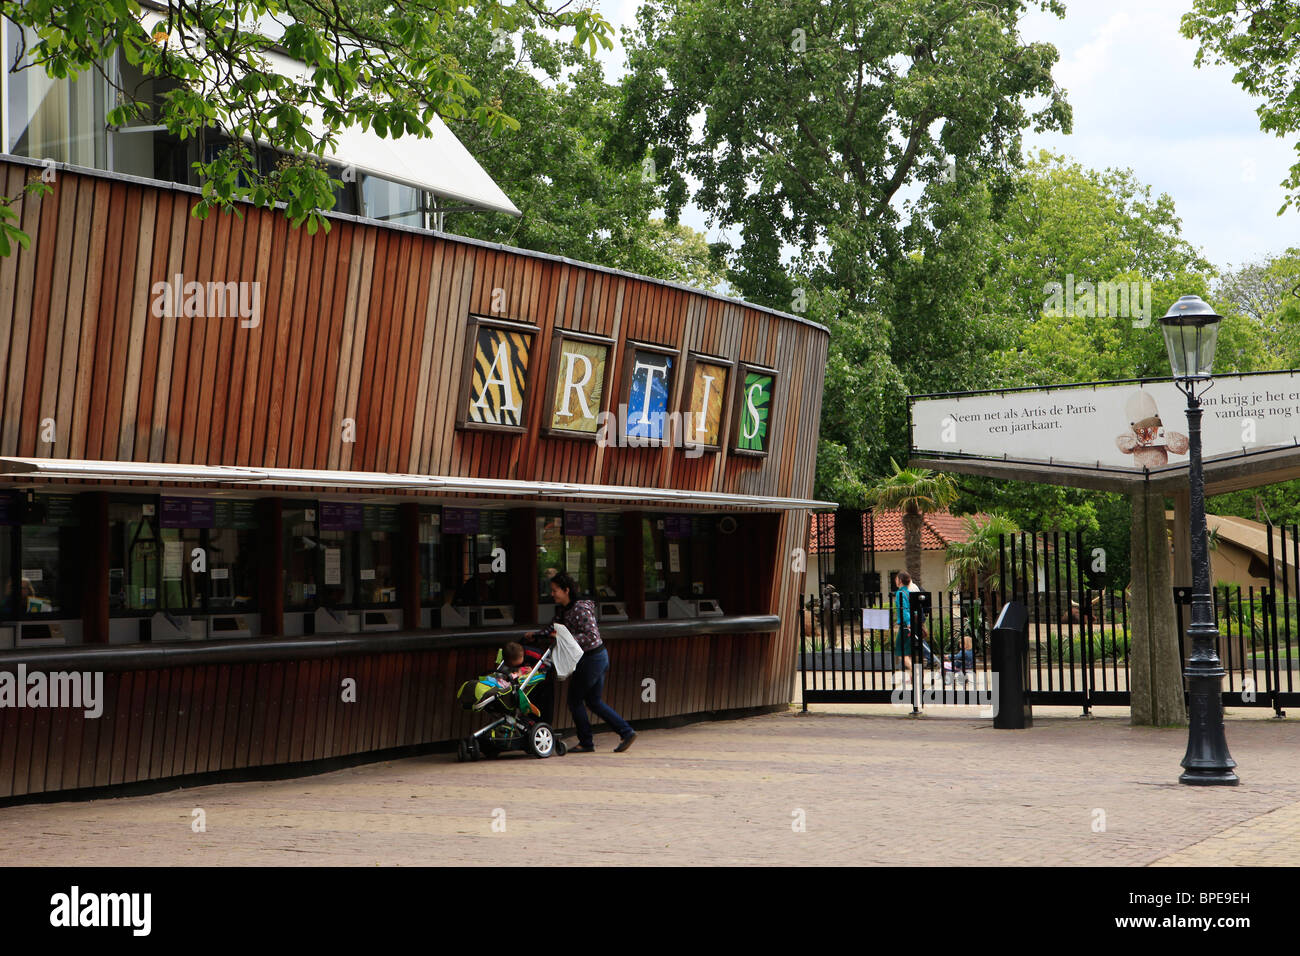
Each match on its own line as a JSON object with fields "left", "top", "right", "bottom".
{"left": 455, "top": 630, "right": 566, "bottom": 760}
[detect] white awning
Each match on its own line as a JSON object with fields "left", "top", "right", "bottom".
{"left": 0, "top": 458, "right": 836, "bottom": 512}
{"left": 138, "top": 8, "right": 521, "bottom": 217}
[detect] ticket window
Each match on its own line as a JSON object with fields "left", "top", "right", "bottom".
{"left": 538, "top": 512, "right": 623, "bottom": 620}
{"left": 5, "top": 494, "right": 82, "bottom": 645}
{"left": 205, "top": 523, "right": 259, "bottom": 612}
{"left": 642, "top": 514, "right": 721, "bottom": 618}
{"left": 0, "top": 523, "right": 12, "bottom": 620}
{"left": 358, "top": 506, "right": 399, "bottom": 608}
{"left": 109, "top": 498, "right": 162, "bottom": 615}
{"left": 7, "top": 494, "right": 80, "bottom": 620}
{"left": 317, "top": 529, "right": 356, "bottom": 608}
{"left": 642, "top": 517, "right": 668, "bottom": 603}
{"left": 159, "top": 526, "right": 204, "bottom": 614}
{"left": 440, "top": 509, "right": 512, "bottom": 626}
{"left": 283, "top": 503, "right": 323, "bottom": 610}
{"left": 418, "top": 507, "right": 442, "bottom": 608}
{"left": 536, "top": 512, "right": 564, "bottom": 606}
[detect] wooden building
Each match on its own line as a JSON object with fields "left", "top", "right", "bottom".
{"left": 0, "top": 155, "right": 830, "bottom": 798}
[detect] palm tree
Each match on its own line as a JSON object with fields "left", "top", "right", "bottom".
{"left": 866, "top": 459, "right": 958, "bottom": 588}
{"left": 946, "top": 512, "right": 1019, "bottom": 626}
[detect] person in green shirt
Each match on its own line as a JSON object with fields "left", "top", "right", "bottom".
{"left": 893, "top": 572, "right": 914, "bottom": 685}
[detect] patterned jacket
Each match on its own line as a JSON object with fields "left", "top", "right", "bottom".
{"left": 553, "top": 598, "right": 603, "bottom": 652}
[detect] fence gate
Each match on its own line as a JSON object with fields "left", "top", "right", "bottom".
{"left": 801, "top": 524, "right": 1298, "bottom": 715}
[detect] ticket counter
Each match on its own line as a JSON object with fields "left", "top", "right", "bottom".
{"left": 0, "top": 154, "right": 829, "bottom": 800}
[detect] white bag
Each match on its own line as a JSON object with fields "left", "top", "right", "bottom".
{"left": 551, "top": 623, "right": 584, "bottom": 679}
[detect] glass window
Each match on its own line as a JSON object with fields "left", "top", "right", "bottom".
{"left": 418, "top": 507, "right": 441, "bottom": 604}
{"left": 160, "top": 526, "right": 203, "bottom": 613}
{"left": 442, "top": 509, "right": 510, "bottom": 611}
{"left": 643, "top": 517, "right": 667, "bottom": 599}
{"left": 592, "top": 514, "right": 622, "bottom": 599}
{"left": 20, "top": 526, "right": 63, "bottom": 614}
{"left": 361, "top": 174, "right": 424, "bottom": 227}
{"left": 564, "top": 533, "right": 590, "bottom": 587}
{"left": 206, "top": 526, "right": 258, "bottom": 610}
{"left": 284, "top": 503, "right": 322, "bottom": 610}
{"left": 318, "top": 529, "right": 355, "bottom": 607}
{"left": 537, "top": 512, "right": 564, "bottom": 600}
{"left": 15, "top": 494, "right": 80, "bottom": 617}
{"left": 7, "top": 23, "right": 108, "bottom": 167}
{"left": 358, "top": 505, "right": 399, "bottom": 607}
{"left": 109, "top": 499, "right": 160, "bottom": 613}
{"left": 0, "top": 523, "right": 11, "bottom": 619}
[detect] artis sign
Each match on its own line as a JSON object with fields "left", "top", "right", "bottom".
{"left": 455, "top": 315, "right": 782, "bottom": 457}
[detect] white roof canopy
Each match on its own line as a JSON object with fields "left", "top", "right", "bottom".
{"left": 138, "top": 8, "right": 521, "bottom": 216}
{"left": 0, "top": 458, "right": 835, "bottom": 511}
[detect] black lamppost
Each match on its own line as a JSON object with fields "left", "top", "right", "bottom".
{"left": 1159, "top": 294, "right": 1238, "bottom": 786}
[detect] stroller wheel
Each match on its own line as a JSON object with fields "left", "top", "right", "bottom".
{"left": 457, "top": 739, "right": 468, "bottom": 763}
{"left": 554, "top": 740, "right": 567, "bottom": 757}
{"left": 468, "top": 737, "right": 482, "bottom": 762}
{"left": 526, "top": 722, "right": 555, "bottom": 759}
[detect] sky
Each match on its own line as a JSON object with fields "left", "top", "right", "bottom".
{"left": 594, "top": 0, "right": 1299, "bottom": 273}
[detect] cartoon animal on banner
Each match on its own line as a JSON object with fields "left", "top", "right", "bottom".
{"left": 1115, "top": 391, "right": 1188, "bottom": 468}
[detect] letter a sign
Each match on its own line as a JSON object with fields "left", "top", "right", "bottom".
{"left": 457, "top": 316, "right": 538, "bottom": 432}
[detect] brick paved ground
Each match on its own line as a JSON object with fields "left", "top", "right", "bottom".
{"left": 2, "top": 709, "right": 1298, "bottom": 866}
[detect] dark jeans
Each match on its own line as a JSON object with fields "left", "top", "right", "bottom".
{"left": 567, "top": 646, "right": 633, "bottom": 748}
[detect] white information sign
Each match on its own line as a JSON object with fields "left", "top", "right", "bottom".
{"left": 862, "top": 608, "right": 891, "bottom": 631}
{"left": 324, "top": 548, "right": 341, "bottom": 585}
{"left": 163, "top": 540, "right": 183, "bottom": 581}
{"left": 911, "top": 372, "right": 1300, "bottom": 472}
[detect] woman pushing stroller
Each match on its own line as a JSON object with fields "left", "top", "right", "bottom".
{"left": 527, "top": 572, "right": 637, "bottom": 754}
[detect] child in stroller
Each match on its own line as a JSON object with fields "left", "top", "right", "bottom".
{"left": 456, "top": 634, "right": 566, "bottom": 761}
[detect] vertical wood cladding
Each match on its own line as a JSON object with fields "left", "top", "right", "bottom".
{"left": 0, "top": 161, "right": 827, "bottom": 500}
{"left": 0, "top": 159, "right": 828, "bottom": 798}
{"left": 0, "top": 633, "right": 784, "bottom": 799}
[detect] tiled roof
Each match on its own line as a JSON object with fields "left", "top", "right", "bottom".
{"left": 809, "top": 510, "right": 981, "bottom": 553}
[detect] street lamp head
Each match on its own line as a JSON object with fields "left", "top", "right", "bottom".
{"left": 1160, "top": 295, "right": 1222, "bottom": 383}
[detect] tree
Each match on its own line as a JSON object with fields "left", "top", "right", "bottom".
{"left": 434, "top": 16, "right": 725, "bottom": 287}
{"left": 615, "top": 0, "right": 1071, "bottom": 307}
{"left": 945, "top": 511, "right": 1018, "bottom": 627}
{"left": 1182, "top": 0, "right": 1300, "bottom": 212}
{"left": 0, "top": 0, "right": 613, "bottom": 244}
{"left": 866, "top": 459, "right": 957, "bottom": 588}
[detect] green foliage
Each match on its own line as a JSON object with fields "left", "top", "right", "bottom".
{"left": 1182, "top": 1, "right": 1300, "bottom": 212}
{"left": 809, "top": 288, "right": 909, "bottom": 508}
{"left": 0, "top": 0, "right": 613, "bottom": 246}
{"left": 866, "top": 458, "right": 958, "bottom": 516}
{"left": 434, "top": 16, "right": 724, "bottom": 286}
{"left": 615, "top": 0, "right": 1071, "bottom": 306}
{"left": 945, "top": 512, "right": 1020, "bottom": 593}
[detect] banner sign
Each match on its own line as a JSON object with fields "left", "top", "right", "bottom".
{"left": 910, "top": 371, "right": 1300, "bottom": 473}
